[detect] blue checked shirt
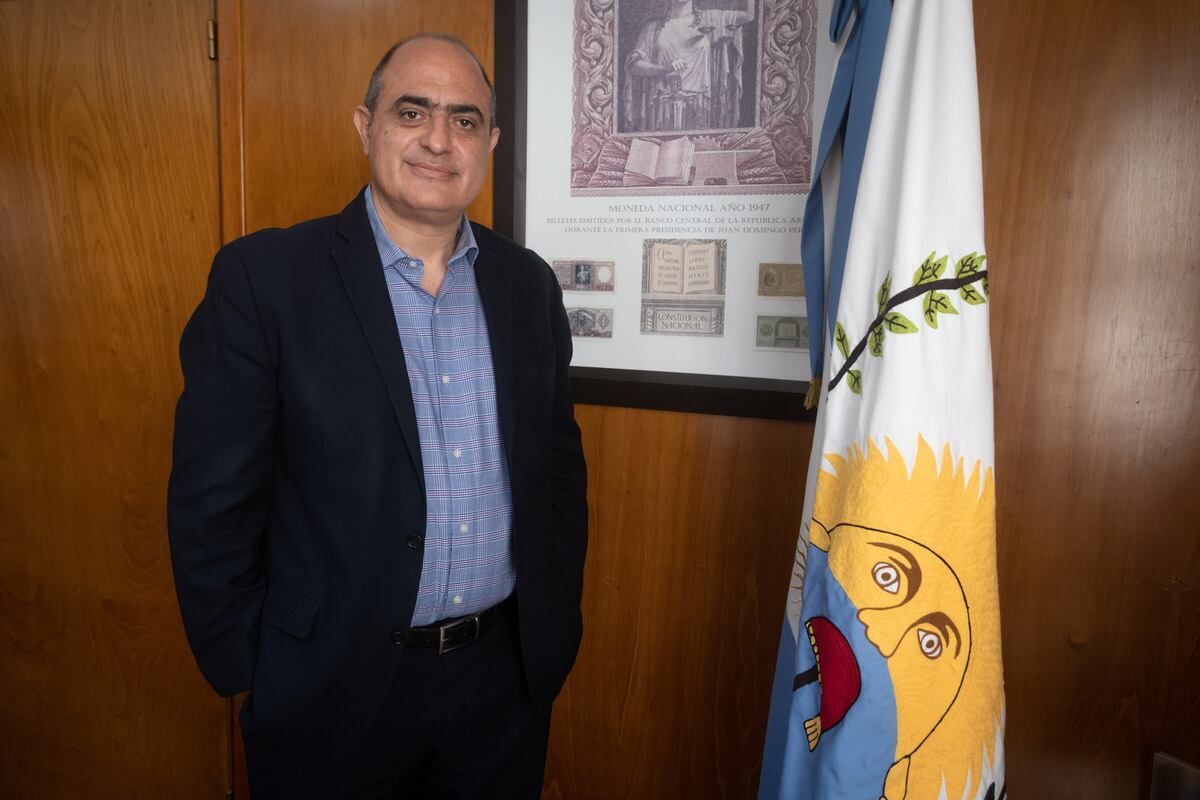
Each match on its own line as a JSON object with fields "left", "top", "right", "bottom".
{"left": 365, "top": 186, "right": 515, "bottom": 626}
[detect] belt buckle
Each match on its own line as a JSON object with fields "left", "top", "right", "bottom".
{"left": 437, "top": 614, "right": 482, "bottom": 655}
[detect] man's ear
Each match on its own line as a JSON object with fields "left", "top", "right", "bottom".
{"left": 488, "top": 125, "right": 500, "bottom": 154}
{"left": 353, "top": 106, "right": 372, "bottom": 154}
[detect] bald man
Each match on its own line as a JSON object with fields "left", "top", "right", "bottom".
{"left": 168, "top": 35, "right": 588, "bottom": 798}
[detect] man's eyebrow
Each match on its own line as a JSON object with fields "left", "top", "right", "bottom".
{"left": 388, "top": 95, "right": 484, "bottom": 120}
{"left": 389, "top": 94, "right": 433, "bottom": 112}
{"left": 445, "top": 103, "right": 484, "bottom": 119}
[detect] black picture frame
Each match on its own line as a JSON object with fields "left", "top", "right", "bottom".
{"left": 493, "top": 0, "right": 814, "bottom": 422}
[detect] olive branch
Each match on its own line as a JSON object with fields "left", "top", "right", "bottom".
{"left": 830, "top": 251, "right": 988, "bottom": 395}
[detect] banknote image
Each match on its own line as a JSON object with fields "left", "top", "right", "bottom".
{"left": 757, "top": 262, "right": 805, "bottom": 297}
{"left": 566, "top": 306, "right": 614, "bottom": 338}
{"left": 552, "top": 259, "right": 616, "bottom": 292}
{"left": 642, "top": 300, "right": 725, "bottom": 336}
{"left": 641, "top": 239, "right": 726, "bottom": 296}
{"left": 641, "top": 239, "right": 726, "bottom": 337}
{"left": 756, "top": 314, "right": 809, "bottom": 350}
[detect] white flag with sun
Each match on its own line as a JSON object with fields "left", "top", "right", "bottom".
{"left": 769, "top": 2, "right": 1006, "bottom": 798}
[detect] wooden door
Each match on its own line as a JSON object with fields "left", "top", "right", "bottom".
{"left": 218, "top": 4, "right": 497, "bottom": 794}
{"left": 0, "top": 1, "right": 228, "bottom": 797}
{"left": 977, "top": 1, "right": 1200, "bottom": 797}
{"left": 542, "top": 407, "right": 814, "bottom": 798}
{"left": 222, "top": 4, "right": 817, "bottom": 797}
{"left": 234, "top": 0, "right": 495, "bottom": 233}
{"left": 212, "top": 2, "right": 1200, "bottom": 799}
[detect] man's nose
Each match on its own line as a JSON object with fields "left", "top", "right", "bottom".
{"left": 421, "top": 114, "right": 451, "bottom": 153}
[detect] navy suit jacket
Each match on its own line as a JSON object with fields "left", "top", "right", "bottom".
{"left": 167, "top": 190, "right": 587, "bottom": 759}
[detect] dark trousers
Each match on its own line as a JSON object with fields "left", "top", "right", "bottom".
{"left": 246, "top": 600, "right": 552, "bottom": 799}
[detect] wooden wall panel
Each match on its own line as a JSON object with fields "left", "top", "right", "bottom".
{"left": 976, "top": 1, "right": 1200, "bottom": 797}
{"left": 0, "top": 1, "right": 228, "bottom": 797}
{"left": 544, "top": 405, "right": 814, "bottom": 799}
{"left": 239, "top": 0, "right": 495, "bottom": 234}
{"left": 223, "top": 2, "right": 1200, "bottom": 799}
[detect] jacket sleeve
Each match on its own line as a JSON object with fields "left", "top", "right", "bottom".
{"left": 545, "top": 272, "right": 589, "bottom": 607}
{"left": 167, "top": 242, "right": 277, "bottom": 697}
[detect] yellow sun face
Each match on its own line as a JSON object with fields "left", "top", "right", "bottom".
{"left": 810, "top": 436, "right": 1003, "bottom": 800}
{"left": 815, "top": 522, "right": 971, "bottom": 757}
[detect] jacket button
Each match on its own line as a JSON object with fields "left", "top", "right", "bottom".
{"left": 406, "top": 533, "right": 423, "bottom": 549}
{"left": 390, "top": 631, "right": 405, "bottom": 645}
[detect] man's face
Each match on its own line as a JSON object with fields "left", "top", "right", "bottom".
{"left": 354, "top": 39, "right": 499, "bottom": 227}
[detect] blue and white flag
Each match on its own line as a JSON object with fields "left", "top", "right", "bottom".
{"left": 760, "top": 2, "right": 1006, "bottom": 798}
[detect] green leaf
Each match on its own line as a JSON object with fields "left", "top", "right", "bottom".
{"left": 884, "top": 311, "right": 918, "bottom": 333}
{"left": 923, "top": 290, "right": 958, "bottom": 328}
{"left": 847, "top": 370, "right": 862, "bottom": 394}
{"left": 834, "top": 322, "right": 851, "bottom": 360}
{"left": 869, "top": 324, "right": 886, "bottom": 357}
{"left": 959, "top": 282, "right": 987, "bottom": 305}
{"left": 877, "top": 274, "right": 892, "bottom": 313}
{"left": 913, "top": 251, "right": 941, "bottom": 286}
{"left": 955, "top": 252, "right": 987, "bottom": 279}
{"left": 982, "top": 274, "right": 990, "bottom": 297}
{"left": 923, "top": 291, "right": 938, "bottom": 328}
{"left": 932, "top": 254, "right": 949, "bottom": 280}
{"left": 935, "top": 291, "right": 959, "bottom": 315}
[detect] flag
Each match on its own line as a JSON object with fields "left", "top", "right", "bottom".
{"left": 760, "top": 1, "right": 1006, "bottom": 798}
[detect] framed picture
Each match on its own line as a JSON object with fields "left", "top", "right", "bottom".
{"left": 494, "top": 0, "right": 832, "bottom": 420}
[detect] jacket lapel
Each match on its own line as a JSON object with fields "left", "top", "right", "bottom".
{"left": 472, "top": 226, "right": 517, "bottom": 479}
{"left": 331, "top": 190, "right": 424, "bottom": 487}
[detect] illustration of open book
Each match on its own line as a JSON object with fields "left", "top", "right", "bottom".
{"left": 623, "top": 137, "right": 695, "bottom": 186}
{"left": 646, "top": 240, "right": 720, "bottom": 294}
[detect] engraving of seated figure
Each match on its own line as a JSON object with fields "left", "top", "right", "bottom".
{"left": 621, "top": 0, "right": 756, "bottom": 133}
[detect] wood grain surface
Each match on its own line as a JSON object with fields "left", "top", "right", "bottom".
{"left": 218, "top": 0, "right": 247, "bottom": 241}
{"left": 976, "top": 0, "right": 1200, "bottom": 797}
{"left": 543, "top": 405, "right": 815, "bottom": 799}
{"left": 239, "top": 0, "right": 495, "bottom": 233}
{"left": 2, "top": 0, "right": 1177, "bottom": 797}
{"left": 0, "top": 1, "right": 228, "bottom": 797}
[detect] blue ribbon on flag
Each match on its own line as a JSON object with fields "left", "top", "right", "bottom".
{"left": 801, "top": 0, "right": 892, "bottom": 383}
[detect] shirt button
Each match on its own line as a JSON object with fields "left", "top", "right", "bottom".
{"left": 459, "top": 523, "right": 469, "bottom": 534}
{"left": 406, "top": 533, "right": 423, "bottom": 549}
{"left": 390, "top": 631, "right": 405, "bottom": 645}
{"left": 452, "top": 448, "right": 462, "bottom": 459}
{"left": 442, "top": 375, "right": 450, "bottom": 384}
{"left": 453, "top": 595, "right": 463, "bottom": 604}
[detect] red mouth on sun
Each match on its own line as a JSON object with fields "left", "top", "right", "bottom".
{"left": 793, "top": 616, "right": 862, "bottom": 750}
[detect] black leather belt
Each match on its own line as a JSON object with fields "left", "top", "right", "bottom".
{"left": 402, "top": 597, "right": 510, "bottom": 655}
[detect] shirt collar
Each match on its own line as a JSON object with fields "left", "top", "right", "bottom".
{"left": 364, "top": 184, "right": 479, "bottom": 272}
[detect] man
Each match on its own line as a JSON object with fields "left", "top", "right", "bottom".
{"left": 168, "top": 34, "right": 588, "bottom": 798}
